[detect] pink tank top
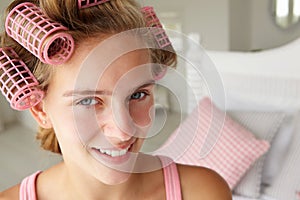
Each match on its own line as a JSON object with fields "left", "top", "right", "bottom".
{"left": 19, "top": 159, "right": 182, "bottom": 200}
{"left": 19, "top": 171, "right": 41, "bottom": 200}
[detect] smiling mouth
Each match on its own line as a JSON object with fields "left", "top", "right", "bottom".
{"left": 92, "top": 144, "right": 133, "bottom": 158}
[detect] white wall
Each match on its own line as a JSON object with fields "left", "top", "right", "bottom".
{"left": 230, "top": 0, "right": 300, "bottom": 51}
{"left": 144, "top": 0, "right": 230, "bottom": 51}
{"left": 0, "top": 0, "right": 12, "bottom": 31}
{"left": 251, "top": 0, "right": 300, "bottom": 50}
{"left": 182, "top": 0, "right": 230, "bottom": 50}
{"left": 229, "top": 0, "right": 252, "bottom": 51}
{"left": 0, "top": 0, "right": 11, "bottom": 10}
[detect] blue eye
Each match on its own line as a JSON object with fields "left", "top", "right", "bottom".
{"left": 131, "top": 92, "right": 147, "bottom": 100}
{"left": 77, "top": 97, "right": 99, "bottom": 106}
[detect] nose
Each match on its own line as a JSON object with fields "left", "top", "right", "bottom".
{"left": 101, "top": 103, "right": 136, "bottom": 142}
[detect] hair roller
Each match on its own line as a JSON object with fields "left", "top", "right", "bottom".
{"left": 141, "top": 6, "right": 172, "bottom": 49}
{"left": 78, "top": 0, "right": 111, "bottom": 9}
{"left": 5, "top": 2, "right": 74, "bottom": 65}
{"left": 152, "top": 64, "right": 167, "bottom": 81}
{"left": 0, "top": 47, "right": 44, "bottom": 111}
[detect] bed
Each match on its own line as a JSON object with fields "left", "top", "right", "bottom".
{"left": 204, "top": 37, "right": 300, "bottom": 200}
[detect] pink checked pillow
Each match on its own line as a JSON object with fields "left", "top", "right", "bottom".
{"left": 155, "top": 97, "right": 270, "bottom": 188}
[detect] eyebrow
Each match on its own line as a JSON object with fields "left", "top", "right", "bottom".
{"left": 62, "top": 80, "right": 155, "bottom": 97}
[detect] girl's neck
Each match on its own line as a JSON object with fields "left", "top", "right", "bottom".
{"left": 37, "top": 155, "right": 165, "bottom": 200}
{"left": 62, "top": 163, "right": 144, "bottom": 200}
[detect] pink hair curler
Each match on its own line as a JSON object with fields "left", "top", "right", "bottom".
{"left": 5, "top": 2, "right": 74, "bottom": 65}
{"left": 0, "top": 47, "right": 44, "bottom": 111}
{"left": 78, "top": 0, "right": 111, "bottom": 9}
{"left": 152, "top": 65, "right": 167, "bottom": 81}
{"left": 141, "top": 6, "right": 172, "bottom": 49}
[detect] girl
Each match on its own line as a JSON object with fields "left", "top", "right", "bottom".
{"left": 0, "top": 0, "right": 231, "bottom": 199}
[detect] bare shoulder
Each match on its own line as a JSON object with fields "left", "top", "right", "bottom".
{"left": 177, "top": 164, "right": 232, "bottom": 200}
{"left": 0, "top": 184, "right": 20, "bottom": 200}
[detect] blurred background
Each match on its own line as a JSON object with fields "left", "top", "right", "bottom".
{"left": 144, "top": 0, "right": 300, "bottom": 51}
{"left": 0, "top": 1, "right": 300, "bottom": 199}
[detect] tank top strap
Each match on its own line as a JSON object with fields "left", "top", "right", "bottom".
{"left": 19, "top": 160, "right": 182, "bottom": 200}
{"left": 159, "top": 156, "right": 182, "bottom": 200}
{"left": 19, "top": 171, "right": 41, "bottom": 200}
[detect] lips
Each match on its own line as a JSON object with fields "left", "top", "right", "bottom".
{"left": 93, "top": 145, "right": 131, "bottom": 157}
{"left": 91, "top": 139, "right": 135, "bottom": 158}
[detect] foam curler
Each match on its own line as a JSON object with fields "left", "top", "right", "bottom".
{"left": 0, "top": 47, "right": 44, "bottom": 111}
{"left": 78, "top": 0, "right": 111, "bottom": 9}
{"left": 141, "top": 6, "right": 172, "bottom": 49}
{"left": 152, "top": 64, "right": 167, "bottom": 81}
{"left": 5, "top": 2, "right": 74, "bottom": 65}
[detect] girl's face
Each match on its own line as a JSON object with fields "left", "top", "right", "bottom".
{"left": 40, "top": 36, "right": 156, "bottom": 184}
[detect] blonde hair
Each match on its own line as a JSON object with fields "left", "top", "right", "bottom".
{"left": 0, "top": 0, "right": 177, "bottom": 154}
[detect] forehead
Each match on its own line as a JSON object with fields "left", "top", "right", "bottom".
{"left": 50, "top": 36, "right": 152, "bottom": 93}
{"left": 60, "top": 33, "right": 151, "bottom": 72}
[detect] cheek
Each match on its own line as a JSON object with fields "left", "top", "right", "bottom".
{"left": 129, "top": 96, "right": 154, "bottom": 127}
{"left": 50, "top": 111, "right": 80, "bottom": 146}
{"left": 71, "top": 108, "right": 102, "bottom": 143}
{"left": 45, "top": 100, "right": 85, "bottom": 149}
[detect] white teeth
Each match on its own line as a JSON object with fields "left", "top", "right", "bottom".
{"left": 96, "top": 146, "right": 130, "bottom": 157}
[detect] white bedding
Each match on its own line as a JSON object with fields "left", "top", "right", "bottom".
{"left": 233, "top": 195, "right": 277, "bottom": 200}
{"left": 233, "top": 195, "right": 258, "bottom": 200}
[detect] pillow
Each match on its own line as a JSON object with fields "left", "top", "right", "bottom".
{"left": 263, "top": 113, "right": 300, "bottom": 200}
{"left": 218, "top": 73, "right": 300, "bottom": 112}
{"left": 228, "top": 111, "right": 285, "bottom": 198}
{"left": 154, "top": 97, "right": 270, "bottom": 188}
{"left": 261, "top": 113, "right": 296, "bottom": 185}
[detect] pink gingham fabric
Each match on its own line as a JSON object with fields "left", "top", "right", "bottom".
{"left": 157, "top": 97, "right": 270, "bottom": 188}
